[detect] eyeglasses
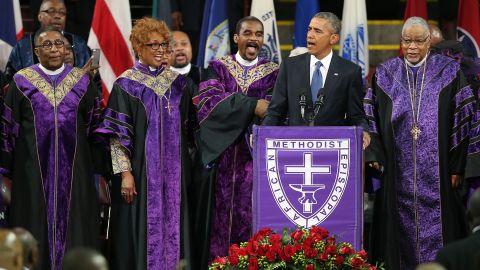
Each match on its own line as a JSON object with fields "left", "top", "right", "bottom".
{"left": 401, "top": 36, "right": 430, "bottom": 46}
{"left": 144, "top": 42, "right": 169, "bottom": 51}
{"left": 35, "top": 39, "right": 65, "bottom": 50}
{"left": 41, "top": 9, "right": 67, "bottom": 17}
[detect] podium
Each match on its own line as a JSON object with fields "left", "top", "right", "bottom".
{"left": 252, "top": 126, "right": 364, "bottom": 250}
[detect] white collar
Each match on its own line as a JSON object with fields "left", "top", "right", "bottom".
{"left": 38, "top": 63, "right": 65, "bottom": 75}
{"left": 473, "top": 225, "right": 480, "bottom": 233}
{"left": 170, "top": 63, "right": 192, "bottom": 75}
{"left": 310, "top": 50, "right": 333, "bottom": 71}
{"left": 235, "top": 52, "right": 258, "bottom": 67}
{"left": 139, "top": 59, "right": 158, "bottom": 71}
{"left": 405, "top": 53, "right": 429, "bottom": 67}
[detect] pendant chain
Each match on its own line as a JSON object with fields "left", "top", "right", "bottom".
{"left": 404, "top": 58, "right": 427, "bottom": 140}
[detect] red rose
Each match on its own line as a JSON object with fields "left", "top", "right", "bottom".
{"left": 303, "top": 237, "right": 314, "bottom": 248}
{"left": 269, "top": 234, "right": 282, "bottom": 244}
{"left": 258, "top": 227, "right": 272, "bottom": 237}
{"left": 246, "top": 240, "right": 259, "bottom": 255}
{"left": 305, "top": 264, "right": 315, "bottom": 270}
{"left": 270, "top": 243, "right": 281, "bottom": 254}
{"left": 358, "top": 249, "right": 368, "bottom": 259}
{"left": 248, "top": 257, "right": 259, "bottom": 270}
{"left": 351, "top": 257, "right": 364, "bottom": 268}
{"left": 319, "top": 252, "right": 329, "bottom": 261}
{"left": 237, "top": 247, "right": 248, "bottom": 256}
{"left": 228, "top": 255, "right": 239, "bottom": 266}
{"left": 229, "top": 244, "right": 240, "bottom": 256}
{"left": 304, "top": 248, "right": 318, "bottom": 259}
{"left": 291, "top": 229, "right": 304, "bottom": 241}
{"left": 326, "top": 236, "right": 336, "bottom": 246}
{"left": 369, "top": 266, "right": 377, "bottom": 270}
{"left": 339, "top": 246, "right": 354, "bottom": 255}
{"left": 253, "top": 228, "right": 272, "bottom": 241}
{"left": 310, "top": 226, "right": 329, "bottom": 239}
{"left": 325, "top": 245, "right": 337, "bottom": 255}
{"left": 334, "top": 255, "right": 345, "bottom": 265}
{"left": 213, "top": 256, "right": 227, "bottom": 265}
{"left": 282, "top": 245, "right": 296, "bottom": 261}
{"left": 266, "top": 249, "right": 276, "bottom": 262}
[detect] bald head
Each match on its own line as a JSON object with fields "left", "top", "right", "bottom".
{"left": 415, "top": 263, "right": 446, "bottom": 270}
{"left": 468, "top": 188, "right": 480, "bottom": 227}
{"left": 38, "top": 0, "right": 67, "bottom": 30}
{"left": 13, "top": 227, "right": 38, "bottom": 270}
{"left": 429, "top": 24, "right": 444, "bottom": 46}
{"left": 0, "top": 229, "right": 23, "bottom": 270}
{"left": 62, "top": 248, "right": 108, "bottom": 270}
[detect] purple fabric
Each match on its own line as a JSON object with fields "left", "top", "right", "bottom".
{"left": 96, "top": 108, "right": 134, "bottom": 154}
{"left": 13, "top": 64, "right": 90, "bottom": 270}
{"left": 197, "top": 55, "right": 278, "bottom": 123}
{"left": 451, "top": 86, "right": 475, "bottom": 149}
{"left": 468, "top": 109, "right": 480, "bottom": 154}
{"left": 201, "top": 56, "right": 279, "bottom": 259}
{"left": 99, "top": 62, "right": 184, "bottom": 269}
{"left": 363, "top": 88, "right": 378, "bottom": 134}
{"left": 252, "top": 126, "right": 364, "bottom": 250}
{"left": 375, "top": 54, "right": 462, "bottom": 268}
{"left": 0, "top": 105, "right": 19, "bottom": 154}
{"left": 86, "top": 96, "right": 103, "bottom": 136}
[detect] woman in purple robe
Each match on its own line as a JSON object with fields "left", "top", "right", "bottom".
{"left": 365, "top": 17, "right": 480, "bottom": 270}
{"left": 0, "top": 27, "right": 102, "bottom": 270}
{"left": 195, "top": 16, "right": 278, "bottom": 260}
{"left": 95, "top": 17, "right": 196, "bottom": 270}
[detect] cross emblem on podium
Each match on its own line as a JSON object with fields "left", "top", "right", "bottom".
{"left": 285, "top": 153, "right": 331, "bottom": 213}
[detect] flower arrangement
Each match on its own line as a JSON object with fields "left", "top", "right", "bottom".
{"left": 209, "top": 226, "right": 382, "bottom": 270}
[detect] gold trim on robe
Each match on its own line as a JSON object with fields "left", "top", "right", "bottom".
{"left": 119, "top": 68, "right": 179, "bottom": 98}
{"left": 110, "top": 137, "right": 132, "bottom": 174}
{"left": 218, "top": 56, "right": 278, "bottom": 93}
{"left": 17, "top": 67, "right": 85, "bottom": 107}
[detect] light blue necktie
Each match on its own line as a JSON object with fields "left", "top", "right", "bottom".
{"left": 311, "top": 61, "right": 323, "bottom": 101}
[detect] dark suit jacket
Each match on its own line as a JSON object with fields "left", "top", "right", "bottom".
{"left": 263, "top": 52, "right": 368, "bottom": 130}
{"left": 436, "top": 230, "right": 480, "bottom": 270}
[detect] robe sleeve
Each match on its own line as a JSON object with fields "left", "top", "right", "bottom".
{"left": 195, "top": 67, "right": 258, "bottom": 165}
{"left": 110, "top": 137, "right": 132, "bottom": 174}
{"left": 449, "top": 73, "right": 476, "bottom": 176}
{"left": 465, "top": 94, "right": 480, "bottom": 178}
{"left": 363, "top": 79, "right": 386, "bottom": 166}
{"left": 96, "top": 83, "right": 135, "bottom": 173}
{"left": 0, "top": 83, "right": 22, "bottom": 176}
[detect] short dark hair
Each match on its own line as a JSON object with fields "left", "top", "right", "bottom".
{"left": 235, "top": 16, "right": 263, "bottom": 35}
{"left": 313, "top": 12, "right": 341, "bottom": 34}
{"left": 34, "top": 25, "right": 63, "bottom": 46}
{"left": 62, "top": 248, "right": 107, "bottom": 270}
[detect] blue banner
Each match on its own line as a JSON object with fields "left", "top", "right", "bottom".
{"left": 0, "top": 0, "right": 16, "bottom": 47}
{"left": 293, "top": 0, "right": 319, "bottom": 48}
{"left": 197, "top": 0, "right": 230, "bottom": 68}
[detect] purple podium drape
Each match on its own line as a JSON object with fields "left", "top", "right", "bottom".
{"left": 253, "top": 126, "right": 364, "bottom": 250}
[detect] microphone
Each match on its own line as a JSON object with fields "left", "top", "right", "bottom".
{"left": 314, "top": 89, "right": 325, "bottom": 117}
{"left": 299, "top": 93, "right": 307, "bottom": 120}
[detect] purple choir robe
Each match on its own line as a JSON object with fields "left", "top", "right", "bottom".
{"left": 0, "top": 64, "right": 102, "bottom": 270}
{"left": 96, "top": 61, "right": 196, "bottom": 270}
{"left": 364, "top": 54, "right": 480, "bottom": 270}
{"left": 195, "top": 55, "right": 279, "bottom": 259}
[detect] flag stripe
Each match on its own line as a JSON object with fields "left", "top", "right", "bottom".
{"left": 90, "top": 0, "right": 133, "bottom": 77}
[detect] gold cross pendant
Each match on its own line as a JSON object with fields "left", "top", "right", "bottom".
{"left": 411, "top": 126, "right": 421, "bottom": 140}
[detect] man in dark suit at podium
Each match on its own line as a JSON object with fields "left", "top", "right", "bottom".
{"left": 263, "top": 12, "right": 370, "bottom": 149}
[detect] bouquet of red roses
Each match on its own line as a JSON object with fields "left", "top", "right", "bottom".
{"left": 209, "top": 226, "right": 382, "bottom": 270}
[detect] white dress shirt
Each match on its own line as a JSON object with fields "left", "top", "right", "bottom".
{"left": 309, "top": 50, "right": 333, "bottom": 88}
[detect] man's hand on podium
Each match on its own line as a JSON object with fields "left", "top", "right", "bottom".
{"left": 362, "top": 131, "right": 371, "bottom": 150}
